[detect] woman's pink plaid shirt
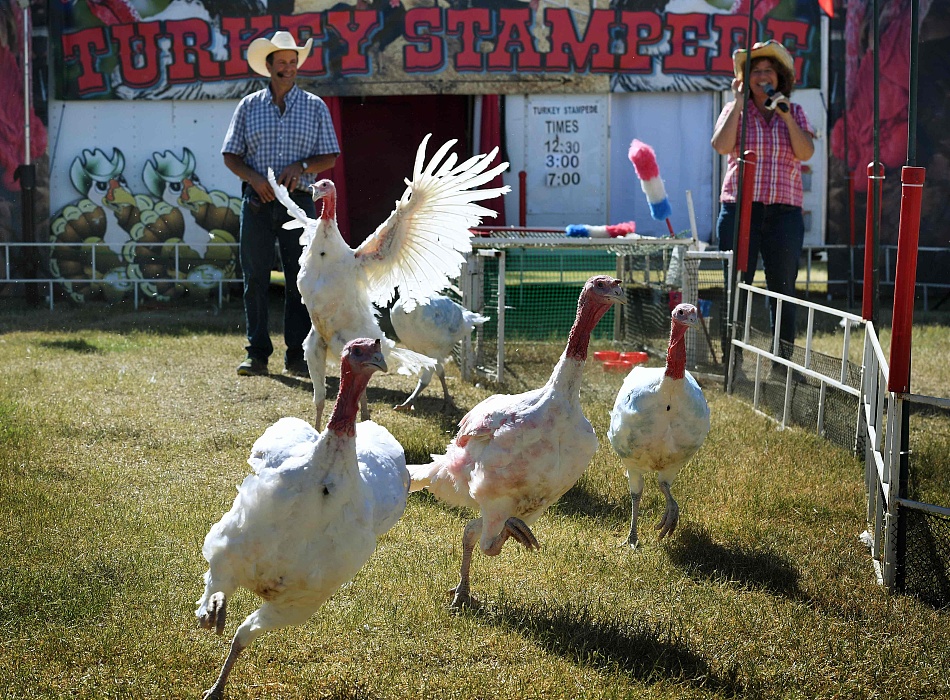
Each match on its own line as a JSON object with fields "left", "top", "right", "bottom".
{"left": 717, "top": 101, "right": 816, "bottom": 207}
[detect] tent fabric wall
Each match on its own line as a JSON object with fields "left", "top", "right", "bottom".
{"left": 504, "top": 92, "right": 716, "bottom": 241}
{"left": 608, "top": 92, "right": 716, "bottom": 241}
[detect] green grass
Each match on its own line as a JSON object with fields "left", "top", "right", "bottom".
{"left": 1, "top": 296, "right": 948, "bottom": 700}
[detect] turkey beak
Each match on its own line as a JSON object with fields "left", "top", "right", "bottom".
{"left": 369, "top": 340, "right": 388, "bottom": 373}
{"left": 609, "top": 281, "right": 626, "bottom": 305}
{"left": 182, "top": 179, "right": 211, "bottom": 206}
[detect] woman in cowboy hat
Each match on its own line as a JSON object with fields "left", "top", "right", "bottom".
{"left": 222, "top": 30, "right": 340, "bottom": 378}
{"left": 711, "top": 39, "right": 815, "bottom": 363}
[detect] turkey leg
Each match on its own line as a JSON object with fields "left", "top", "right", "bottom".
{"left": 449, "top": 517, "right": 540, "bottom": 609}
{"left": 202, "top": 636, "right": 246, "bottom": 700}
{"left": 655, "top": 479, "right": 679, "bottom": 540}
{"left": 623, "top": 471, "right": 646, "bottom": 549}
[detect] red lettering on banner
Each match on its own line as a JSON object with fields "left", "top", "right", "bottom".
{"left": 326, "top": 11, "right": 378, "bottom": 74}
{"left": 446, "top": 9, "right": 491, "bottom": 71}
{"left": 162, "top": 19, "right": 219, "bottom": 82}
{"left": 219, "top": 16, "right": 276, "bottom": 78}
{"left": 487, "top": 9, "right": 541, "bottom": 71}
{"left": 404, "top": 8, "right": 444, "bottom": 72}
{"left": 663, "top": 13, "right": 709, "bottom": 73}
{"left": 111, "top": 23, "right": 163, "bottom": 89}
{"left": 618, "top": 11, "right": 661, "bottom": 72}
{"left": 710, "top": 14, "right": 748, "bottom": 75}
{"left": 544, "top": 8, "right": 615, "bottom": 72}
{"left": 278, "top": 15, "right": 326, "bottom": 75}
{"left": 61, "top": 28, "right": 109, "bottom": 95}
{"left": 56, "top": 8, "right": 817, "bottom": 96}
{"left": 765, "top": 19, "right": 810, "bottom": 83}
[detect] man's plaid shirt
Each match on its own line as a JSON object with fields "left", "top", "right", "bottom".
{"left": 222, "top": 84, "right": 339, "bottom": 191}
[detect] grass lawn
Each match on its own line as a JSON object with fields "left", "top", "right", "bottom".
{"left": 1, "top": 294, "right": 948, "bottom": 700}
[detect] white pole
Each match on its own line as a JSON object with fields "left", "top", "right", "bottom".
{"left": 18, "top": 0, "right": 31, "bottom": 167}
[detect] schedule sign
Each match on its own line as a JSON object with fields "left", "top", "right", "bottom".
{"left": 525, "top": 95, "right": 608, "bottom": 221}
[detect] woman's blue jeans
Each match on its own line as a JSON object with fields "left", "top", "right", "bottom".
{"left": 239, "top": 189, "right": 315, "bottom": 365}
{"left": 717, "top": 202, "right": 804, "bottom": 351}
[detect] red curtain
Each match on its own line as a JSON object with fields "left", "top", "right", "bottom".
{"left": 322, "top": 96, "right": 351, "bottom": 242}
{"left": 478, "top": 95, "right": 506, "bottom": 226}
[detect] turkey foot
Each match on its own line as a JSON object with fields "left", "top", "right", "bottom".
{"left": 499, "top": 517, "right": 540, "bottom": 552}
{"left": 448, "top": 517, "right": 540, "bottom": 610}
{"left": 199, "top": 592, "right": 227, "bottom": 635}
{"left": 447, "top": 585, "right": 481, "bottom": 610}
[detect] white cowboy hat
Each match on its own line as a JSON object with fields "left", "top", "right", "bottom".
{"left": 732, "top": 39, "right": 795, "bottom": 83}
{"left": 247, "top": 31, "right": 313, "bottom": 77}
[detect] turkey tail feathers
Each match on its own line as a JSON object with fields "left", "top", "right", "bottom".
{"left": 463, "top": 309, "right": 491, "bottom": 329}
{"left": 267, "top": 168, "right": 317, "bottom": 246}
{"left": 406, "top": 461, "right": 437, "bottom": 493}
{"left": 387, "top": 345, "right": 439, "bottom": 377}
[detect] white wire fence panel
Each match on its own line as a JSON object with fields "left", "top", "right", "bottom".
{"left": 460, "top": 231, "right": 700, "bottom": 385}
{"left": 727, "top": 282, "right": 865, "bottom": 451}
{"left": 726, "top": 286, "right": 950, "bottom": 606}
{"left": 1, "top": 241, "right": 242, "bottom": 309}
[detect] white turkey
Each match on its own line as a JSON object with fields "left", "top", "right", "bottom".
{"left": 390, "top": 292, "right": 490, "bottom": 413}
{"left": 269, "top": 133, "right": 509, "bottom": 428}
{"left": 407, "top": 276, "right": 625, "bottom": 608}
{"left": 607, "top": 303, "right": 710, "bottom": 549}
{"left": 195, "top": 338, "right": 409, "bottom": 700}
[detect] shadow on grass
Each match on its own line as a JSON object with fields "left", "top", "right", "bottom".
{"left": 485, "top": 598, "right": 751, "bottom": 696}
{"left": 39, "top": 338, "right": 102, "bottom": 354}
{"left": 306, "top": 680, "right": 380, "bottom": 700}
{"left": 666, "top": 524, "right": 801, "bottom": 597}
{"left": 0, "top": 294, "right": 248, "bottom": 337}
{"left": 551, "top": 480, "right": 627, "bottom": 524}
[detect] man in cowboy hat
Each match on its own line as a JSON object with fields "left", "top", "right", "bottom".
{"left": 711, "top": 39, "right": 815, "bottom": 367}
{"left": 222, "top": 30, "right": 340, "bottom": 377}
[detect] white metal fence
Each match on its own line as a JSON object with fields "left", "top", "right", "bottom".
{"left": 1, "top": 240, "right": 242, "bottom": 309}
{"left": 800, "top": 243, "right": 950, "bottom": 310}
{"left": 728, "top": 281, "right": 865, "bottom": 437}
{"left": 728, "top": 281, "right": 950, "bottom": 602}
{"left": 457, "top": 231, "right": 694, "bottom": 384}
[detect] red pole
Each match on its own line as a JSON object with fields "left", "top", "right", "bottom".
{"left": 735, "top": 150, "right": 756, "bottom": 274}
{"left": 847, "top": 170, "right": 856, "bottom": 246}
{"left": 862, "top": 162, "right": 884, "bottom": 320}
{"left": 887, "top": 166, "right": 926, "bottom": 394}
{"left": 518, "top": 170, "right": 527, "bottom": 227}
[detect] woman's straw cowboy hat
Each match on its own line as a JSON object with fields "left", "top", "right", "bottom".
{"left": 247, "top": 31, "right": 313, "bottom": 77}
{"left": 733, "top": 39, "right": 795, "bottom": 83}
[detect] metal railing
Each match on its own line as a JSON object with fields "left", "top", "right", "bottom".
{"left": 728, "top": 281, "right": 865, "bottom": 436}
{"left": 798, "top": 244, "right": 950, "bottom": 310}
{"left": 728, "top": 281, "right": 950, "bottom": 603}
{"left": 0, "top": 240, "right": 242, "bottom": 309}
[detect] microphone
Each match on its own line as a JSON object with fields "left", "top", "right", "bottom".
{"left": 762, "top": 84, "right": 789, "bottom": 113}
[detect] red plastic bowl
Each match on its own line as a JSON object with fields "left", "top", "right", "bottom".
{"left": 593, "top": 350, "right": 620, "bottom": 362}
{"left": 603, "top": 360, "right": 634, "bottom": 372}
{"left": 620, "top": 351, "right": 649, "bottom": 364}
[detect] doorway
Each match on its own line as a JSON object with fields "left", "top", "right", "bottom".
{"left": 338, "top": 95, "right": 471, "bottom": 247}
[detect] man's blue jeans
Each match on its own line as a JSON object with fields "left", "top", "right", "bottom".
{"left": 239, "top": 189, "right": 315, "bottom": 365}
{"left": 717, "top": 201, "right": 805, "bottom": 350}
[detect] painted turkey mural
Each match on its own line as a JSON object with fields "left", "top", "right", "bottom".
{"left": 141, "top": 148, "right": 241, "bottom": 294}
{"left": 49, "top": 147, "right": 240, "bottom": 303}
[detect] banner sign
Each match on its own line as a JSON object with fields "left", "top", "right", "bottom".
{"left": 53, "top": 0, "right": 821, "bottom": 99}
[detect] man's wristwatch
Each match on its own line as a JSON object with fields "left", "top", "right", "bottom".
{"left": 300, "top": 160, "right": 309, "bottom": 172}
